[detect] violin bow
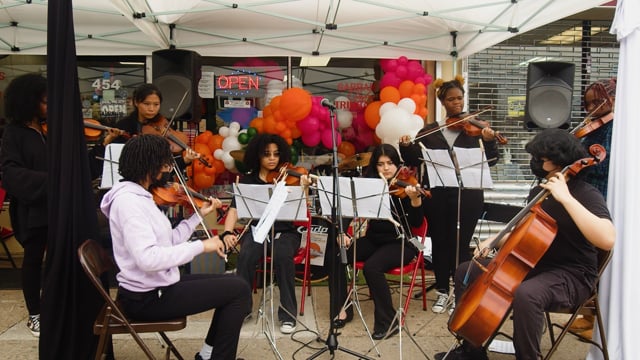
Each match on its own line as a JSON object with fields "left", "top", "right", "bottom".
{"left": 413, "top": 106, "right": 493, "bottom": 143}
{"left": 569, "top": 99, "right": 608, "bottom": 136}
{"left": 161, "top": 90, "right": 190, "bottom": 137}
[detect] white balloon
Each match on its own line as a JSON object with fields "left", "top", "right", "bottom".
{"left": 222, "top": 136, "right": 242, "bottom": 151}
{"left": 229, "top": 121, "right": 241, "bottom": 132}
{"left": 375, "top": 105, "right": 423, "bottom": 145}
{"left": 222, "top": 152, "right": 236, "bottom": 170}
{"left": 214, "top": 149, "right": 224, "bottom": 159}
{"left": 378, "top": 102, "right": 397, "bottom": 116}
{"left": 219, "top": 126, "right": 230, "bottom": 137}
{"left": 336, "top": 110, "right": 353, "bottom": 129}
{"left": 398, "top": 97, "right": 416, "bottom": 114}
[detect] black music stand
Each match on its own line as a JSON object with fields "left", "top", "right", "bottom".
{"left": 310, "top": 175, "right": 393, "bottom": 358}
{"left": 233, "top": 182, "right": 309, "bottom": 360}
{"left": 413, "top": 144, "right": 493, "bottom": 336}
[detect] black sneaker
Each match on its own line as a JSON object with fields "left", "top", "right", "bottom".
{"left": 194, "top": 353, "right": 207, "bottom": 360}
{"left": 434, "top": 343, "right": 488, "bottom": 360}
{"left": 372, "top": 321, "right": 399, "bottom": 340}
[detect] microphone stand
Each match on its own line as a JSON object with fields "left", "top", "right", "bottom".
{"left": 307, "top": 103, "right": 374, "bottom": 360}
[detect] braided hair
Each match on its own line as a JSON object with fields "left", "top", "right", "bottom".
{"left": 583, "top": 78, "right": 616, "bottom": 109}
{"left": 119, "top": 134, "right": 173, "bottom": 184}
{"left": 433, "top": 74, "right": 466, "bottom": 103}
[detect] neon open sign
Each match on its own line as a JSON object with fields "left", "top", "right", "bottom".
{"left": 216, "top": 70, "right": 262, "bottom": 97}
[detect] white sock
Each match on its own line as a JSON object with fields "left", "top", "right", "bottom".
{"left": 199, "top": 343, "right": 213, "bottom": 360}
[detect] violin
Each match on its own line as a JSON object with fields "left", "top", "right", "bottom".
{"left": 448, "top": 144, "right": 607, "bottom": 348}
{"left": 570, "top": 99, "right": 613, "bottom": 139}
{"left": 83, "top": 119, "right": 130, "bottom": 141}
{"left": 388, "top": 168, "right": 431, "bottom": 199}
{"left": 446, "top": 113, "right": 508, "bottom": 145}
{"left": 413, "top": 106, "right": 494, "bottom": 142}
{"left": 151, "top": 181, "right": 212, "bottom": 208}
{"left": 141, "top": 115, "right": 212, "bottom": 168}
{"left": 266, "top": 163, "right": 309, "bottom": 185}
{"left": 573, "top": 112, "right": 613, "bottom": 139}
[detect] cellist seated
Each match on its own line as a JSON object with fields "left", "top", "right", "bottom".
{"left": 435, "top": 129, "right": 615, "bottom": 360}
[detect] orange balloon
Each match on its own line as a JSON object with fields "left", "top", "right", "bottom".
{"left": 202, "top": 155, "right": 217, "bottom": 175}
{"left": 208, "top": 134, "right": 224, "bottom": 151}
{"left": 290, "top": 126, "right": 301, "bottom": 139}
{"left": 264, "top": 116, "right": 277, "bottom": 134}
{"left": 194, "top": 143, "right": 212, "bottom": 156}
{"left": 193, "top": 173, "right": 215, "bottom": 191}
{"left": 263, "top": 104, "right": 273, "bottom": 118}
{"left": 418, "top": 107, "right": 428, "bottom": 119}
{"left": 249, "top": 118, "right": 264, "bottom": 133}
{"left": 269, "top": 96, "right": 282, "bottom": 109}
{"left": 398, "top": 80, "right": 415, "bottom": 98}
{"left": 364, "top": 101, "right": 382, "bottom": 130}
{"left": 280, "top": 88, "right": 312, "bottom": 122}
{"left": 380, "top": 86, "right": 401, "bottom": 104}
{"left": 338, "top": 141, "right": 356, "bottom": 158}
{"left": 211, "top": 158, "right": 225, "bottom": 174}
{"left": 195, "top": 130, "right": 213, "bottom": 144}
{"left": 413, "top": 83, "right": 427, "bottom": 95}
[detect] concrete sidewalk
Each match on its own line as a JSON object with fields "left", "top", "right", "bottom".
{"left": 0, "top": 285, "right": 592, "bottom": 359}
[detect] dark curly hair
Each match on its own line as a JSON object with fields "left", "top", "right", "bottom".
{"left": 119, "top": 134, "right": 173, "bottom": 184}
{"left": 243, "top": 133, "right": 291, "bottom": 174}
{"left": 3, "top": 73, "right": 47, "bottom": 125}
{"left": 525, "top": 129, "right": 589, "bottom": 169}
{"left": 364, "top": 143, "right": 402, "bottom": 178}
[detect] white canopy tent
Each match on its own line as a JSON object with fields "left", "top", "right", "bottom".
{"left": 1, "top": 0, "right": 609, "bottom": 59}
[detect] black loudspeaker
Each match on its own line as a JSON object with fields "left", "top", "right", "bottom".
{"left": 152, "top": 49, "right": 202, "bottom": 122}
{"left": 524, "top": 61, "right": 575, "bottom": 129}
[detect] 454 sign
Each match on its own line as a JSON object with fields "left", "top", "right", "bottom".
{"left": 92, "top": 78, "right": 122, "bottom": 91}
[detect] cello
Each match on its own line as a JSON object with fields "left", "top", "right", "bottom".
{"left": 448, "top": 144, "right": 606, "bottom": 348}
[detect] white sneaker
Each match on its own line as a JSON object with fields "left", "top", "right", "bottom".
{"left": 279, "top": 321, "right": 296, "bottom": 334}
{"left": 432, "top": 291, "right": 448, "bottom": 313}
{"left": 27, "top": 314, "right": 40, "bottom": 337}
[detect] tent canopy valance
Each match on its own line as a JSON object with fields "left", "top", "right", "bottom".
{"left": 0, "top": 0, "right": 610, "bottom": 60}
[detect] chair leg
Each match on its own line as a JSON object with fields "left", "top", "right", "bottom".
{"left": 159, "top": 332, "right": 184, "bottom": 360}
{"left": 1, "top": 238, "right": 17, "bottom": 269}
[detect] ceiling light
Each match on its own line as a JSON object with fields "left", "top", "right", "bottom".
{"left": 540, "top": 26, "right": 609, "bottom": 45}
{"left": 119, "top": 61, "right": 145, "bottom": 65}
{"left": 299, "top": 56, "right": 331, "bottom": 67}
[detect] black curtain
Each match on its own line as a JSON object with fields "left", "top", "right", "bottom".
{"left": 40, "top": 0, "right": 102, "bottom": 358}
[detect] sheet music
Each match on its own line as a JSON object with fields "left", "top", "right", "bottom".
{"left": 252, "top": 182, "right": 289, "bottom": 244}
{"left": 454, "top": 146, "right": 494, "bottom": 189}
{"left": 99, "top": 143, "right": 124, "bottom": 189}
{"left": 233, "top": 183, "right": 307, "bottom": 221}
{"left": 420, "top": 148, "right": 458, "bottom": 187}
{"left": 316, "top": 176, "right": 392, "bottom": 219}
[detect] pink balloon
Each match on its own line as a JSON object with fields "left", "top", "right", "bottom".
{"left": 302, "top": 131, "right": 321, "bottom": 147}
{"left": 395, "top": 65, "right": 408, "bottom": 79}
{"left": 398, "top": 56, "right": 408, "bottom": 65}
{"left": 321, "top": 129, "right": 341, "bottom": 149}
{"left": 381, "top": 73, "right": 402, "bottom": 88}
{"left": 297, "top": 116, "right": 320, "bottom": 134}
{"left": 379, "top": 59, "right": 392, "bottom": 72}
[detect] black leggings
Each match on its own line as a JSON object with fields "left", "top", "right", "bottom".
{"left": 118, "top": 274, "right": 251, "bottom": 360}
{"left": 20, "top": 226, "right": 47, "bottom": 315}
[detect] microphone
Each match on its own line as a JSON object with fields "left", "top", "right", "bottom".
{"left": 320, "top": 98, "right": 337, "bottom": 110}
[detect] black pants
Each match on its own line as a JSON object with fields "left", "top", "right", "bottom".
{"left": 454, "top": 261, "right": 591, "bottom": 360}
{"left": 118, "top": 274, "right": 251, "bottom": 360}
{"left": 350, "top": 238, "right": 417, "bottom": 333}
{"left": 20, "top": 225, "right": 47, "bottom": 315}
{"left": 424, "top": 188, "right": 484, "bottom": 293}
{"left": 236, "top": 231, "right": 301, "bottom": 323}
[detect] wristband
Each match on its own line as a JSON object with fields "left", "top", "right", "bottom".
{"left": 220, "top": 231, "right": 234, "bottom": 240}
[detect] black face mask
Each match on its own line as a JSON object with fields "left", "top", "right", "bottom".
{"left": 530, "top": 158, "right": 549, "bottom": 179}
